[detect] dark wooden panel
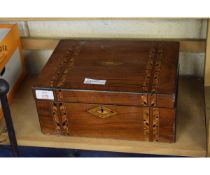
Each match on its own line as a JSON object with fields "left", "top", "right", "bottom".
{"left": 53, "top": 90, "right": 175, "bottom": 108}
{"left": 35, "top": 99, "right": 176, "bottom": 142}
{"left": 34, "top": 40, "right": 179, "bottom": 95}
{"left": 35, "top": 101, "right": 58, "bottom": 135}
{"left": 62, "top": 103, "right": 146, "bottom": 141}
{"left": 158, "top": 108, "right": 176, "bottom": 142}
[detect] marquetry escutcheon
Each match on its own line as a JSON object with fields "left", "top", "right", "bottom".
{"left": 87, "top": 106, "right": 117, "bottom": 119}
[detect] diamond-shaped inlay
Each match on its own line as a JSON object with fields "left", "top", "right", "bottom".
{"left": 87, "top": 106, "right": 117, "bottom": 118}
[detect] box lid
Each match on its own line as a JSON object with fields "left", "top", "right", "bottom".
{"left": 33, "top": 40, "right": 179, "bottom": 107}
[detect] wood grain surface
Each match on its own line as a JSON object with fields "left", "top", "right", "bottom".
{"left": 33, "top": 40, "right": 179, "bottom": 94}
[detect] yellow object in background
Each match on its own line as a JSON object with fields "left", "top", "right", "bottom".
{"left": 0, "top": 24, "right": 26, "bottom": 120}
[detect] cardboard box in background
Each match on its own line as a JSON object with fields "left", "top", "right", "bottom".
{"left": 0, "top": 24, "right": 26, "bottom": 121}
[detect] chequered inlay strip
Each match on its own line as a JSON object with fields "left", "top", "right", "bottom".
{"left": 49, "top": 48, "right": 73, "bottom": 87}
{"left": 150, "top": 45, "right": 163, "bottom": 141}
{"left": 143, "top": 44, "right": 163, "bottom": 142}
{"left": 56, "top": 45, "right": 81, "bottom": 87}
{"left": 143, "top": 47, "right": 155, "bottom": 141}
{"left": 152, "top": 108, "right": 160, "bottom": 142}
{"left": 51, "top": 102, "right": 61, "bottom": 134}
{"left": 59, "top": 103, "right": 70, "bottom": 135}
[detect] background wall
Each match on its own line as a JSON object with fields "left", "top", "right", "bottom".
{"left": 0, "top": 19, "right": 207, "bottom": 77}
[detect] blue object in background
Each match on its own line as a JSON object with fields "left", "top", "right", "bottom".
{"left": 0, "top": 145, "right": 173, "bottom": 157}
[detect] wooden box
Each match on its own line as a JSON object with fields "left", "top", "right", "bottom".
{"left": 32, "top": 40, "right": 179, "bottom": 143}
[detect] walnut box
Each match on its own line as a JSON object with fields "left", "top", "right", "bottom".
{"left": 32, "top": 40, "right": 179, "bottom": 143}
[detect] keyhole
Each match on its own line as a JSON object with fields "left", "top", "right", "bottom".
{"left": 101, "top": 107, "right": 104, "bottom": 113}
